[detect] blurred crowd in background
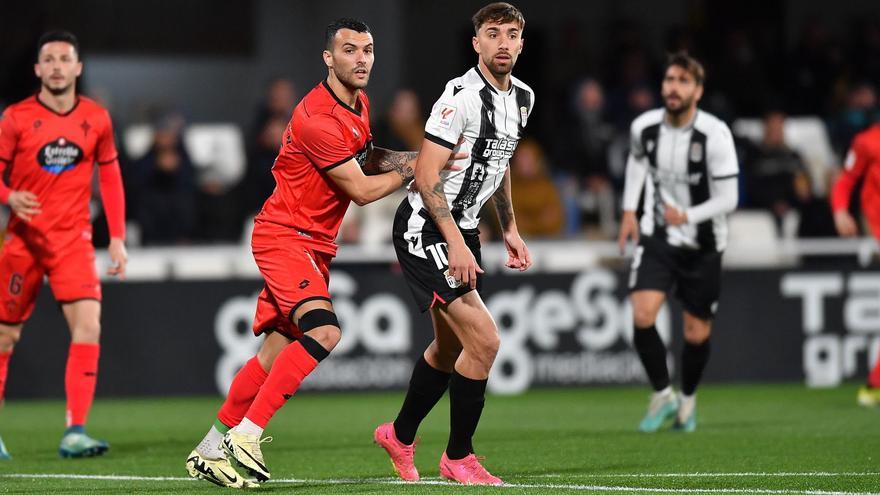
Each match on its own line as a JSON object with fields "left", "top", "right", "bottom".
{"left": 2, "top": 13, "right": 879, "bottom": 248}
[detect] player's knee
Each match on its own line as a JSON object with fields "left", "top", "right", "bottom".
{"left": 632, "top": 306, "right": 659, "bottom": 329}
{"left": 683, "top": 320, "right": 710, "bottom": 344}
{"left": 308, "top": 325, "right": 341, "bottom": 351}
{"left": 425, "top": 341, "right": 460, "bottom": 370}
{"left": 469, "top": 331, "right": 500, "bottom": 369}
{"left": 71, "top": 319, "right": 101, "bottom": 344}
{"left": 298, "top": 309, "right": 341, "bottom": 351}
{"left": 0, "top": 327, "right": 20, "bottom": 352}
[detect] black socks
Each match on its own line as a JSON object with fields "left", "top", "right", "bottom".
{"left": 633, "top": 324, "right": 670, "bottom": 391}
{"left": 446, "top": 371, "right": 487, "bottom": 460}
{"left": 681, "top": 339, "right": 711, "bottom": 395}
{"left": 393, "top": 356, "right": 451, "bottom": 445}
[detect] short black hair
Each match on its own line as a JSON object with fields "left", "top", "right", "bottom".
{"left": 666, "top": 51, "right": 705, "bottom": 86}
{"left": 472, "top": 2, "right": 525, "bottom": 34}
{"left": 37, "top": 30, "right": 80, "bottom": 60}
{"left": 325, "top": 18, "right": 371, "bottom": 50}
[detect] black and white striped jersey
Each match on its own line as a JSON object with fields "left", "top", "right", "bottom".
{"left": 399, "top": 66, "right": 535, "bottom": 247}
{"left": 622, "top": 108, "right": 739, "bottom": 252}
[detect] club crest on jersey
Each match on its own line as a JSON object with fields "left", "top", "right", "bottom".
{"left": 38, "top": 137, "right": 83, "bottom": 174}
{"left": 646, "top": 139, "right": 655, "bottom": 154}
{"left": 689, "top": 142, "right": 704, "bottom": 163}
{"left": 437, "top": 104, "right": 457, "bottom": 129}
{"left": 520, "top": 106, "right": 528, "bottom": 126}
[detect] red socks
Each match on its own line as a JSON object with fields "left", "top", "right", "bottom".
{"left": 0, "top": 351, "right": 11, "bottom": 401}
{"left": 868, "top": 348, "right": 880, "bottom": 389}
{"left": 65, "top": 343, "right": 100, "bottom": 427}
{"left": 217, "top": 356, "right": 269, "bottom": 428}
{"left": 244, "top": 341, "right": 318, "bottom": 428}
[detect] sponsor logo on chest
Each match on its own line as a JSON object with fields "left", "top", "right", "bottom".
{"left": 476, "top": 137, "right": 517, "bottom": 160}
{"left": 37, "top": 137, "right": 83, "bottom": 174}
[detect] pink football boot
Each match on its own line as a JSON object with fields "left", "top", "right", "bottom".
{"left": 373, "top": 422, "right": 419, "bottom": 481}
{"left": 439, "top": 452, "right": 503, "bottom": 485}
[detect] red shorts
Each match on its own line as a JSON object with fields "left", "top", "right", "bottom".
{"left": 251, "top": 224, "right": 333, "bottom": 340}
{"left": 0, "top": 233, "right": 101, "bottom": 324}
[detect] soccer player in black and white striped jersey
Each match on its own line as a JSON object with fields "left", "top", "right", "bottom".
{"left": 618, "top": 52, "right": 739, "bottom": 433}
{"left": 374, "top": 3, "right": 533, "bottom": 486}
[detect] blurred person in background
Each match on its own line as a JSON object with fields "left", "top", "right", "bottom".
{"left": 131, "top": 113, "right": 197, "bottom": 245}
{"left": 618, "top": 52, "right": 738, "bottom": 434}
{"left": 743, "top": 110, "right": 811, "bottom": 233}
{"left": 373, "top": 88, "right": 425, "bottom": 151}
{"left": 251, "top": 78, "right": 296, "bottom": 138}
{"left": 510, "top": 139, "right": 563, "bottom": 237}
{"left": 240, "top": 114, "right": 287, "bottom": 219}
{"left": 0, "top": 30, "right": 127, "bottom": 460}
{"left": 829, "top": 82, "right": 877, "bottom": 158}
{"left": 554, "top": 78, "right": 615, "bottom": 236}
{"left": 829, "top": 111, "right": 880, "bottom": 407}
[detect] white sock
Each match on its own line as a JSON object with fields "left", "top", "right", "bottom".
{"left": 235, "top": 417, "right": 264, "bottom": 437}
{"left": 678, "top": 394, "right": 696, "bottom": 421}
{"left": 196, "top": 425, "right": 225, "bottom": 459}
{"left": 654, "top": 386, "right": 674, "bottom": 399}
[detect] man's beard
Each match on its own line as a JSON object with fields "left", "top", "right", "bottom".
{"left": 664, "top": 95, "right": 692, "bottom": 116}
{"left": 334, "top": 68, "right": 369, "bottom": 91}
{"left": 484, "top": 55, "right": 514, "bottom": 78}
{"left": 43, "top": 81, "right": 73, "bottom": 96}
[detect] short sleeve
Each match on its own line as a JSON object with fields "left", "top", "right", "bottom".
{"left": 707, "top": 122, "right": 739, "bottom": 179}
{"left": 299, "top": 116, "right": 355, "bottom": 171}
{"left": 97, "top": 110, "right": 119, "bottom": 165}
{"left": 629, "top": 120, "right": 645, "bottom": 160}
{"left": 0, "top": 109, "right": 18, "bottom": 163}
{"left": 424, "top": 85, "right": 469, "bottom": 150}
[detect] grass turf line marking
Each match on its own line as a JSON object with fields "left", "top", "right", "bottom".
{"left": 532, "top": 472, "right": 880, "bottom": 478}
{"left": 3, "top": 473, "right": 880, "bottom": 495}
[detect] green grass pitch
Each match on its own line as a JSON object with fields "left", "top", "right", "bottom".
{"left": 0, "top": 384, "right": 877, "bottom": 494}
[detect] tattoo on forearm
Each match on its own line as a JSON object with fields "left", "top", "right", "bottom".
{"left": 363, "top": 147, "right": 417, "bottom": 182}
{"left": 492, "top": 175, "right": 515, "bottom": 229}
{"left": 423, "top": 180, "right": 453, "bottom": 221}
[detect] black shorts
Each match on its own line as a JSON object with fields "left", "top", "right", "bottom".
{"left": 393, "top": 200, "right": 482, "bottom": 313}
{"left": 628, "top": 236, "right": 722, "bottom": 320}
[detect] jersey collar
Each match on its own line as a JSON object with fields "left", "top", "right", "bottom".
{"left": 35, "top": 93, "right": 81, "bottom": 117}
{"left": 321, "top": 80, "right": 362, "bottom": 116}
{"left": 662, "top": 108, "right": 698, "bottom": 131}
{"left": 474, "top": 66, "right": 514, "bottom": 95}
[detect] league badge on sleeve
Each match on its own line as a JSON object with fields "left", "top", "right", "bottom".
{"left": 437, "top": 104, "right": 457, "bottom": 130}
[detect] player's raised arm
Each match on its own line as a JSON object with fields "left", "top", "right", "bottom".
{"left": 415, "top": 138, "right": 483, "bottom": 289}
{"left": 491, "top": 168, "right": 531, "bottom": 271}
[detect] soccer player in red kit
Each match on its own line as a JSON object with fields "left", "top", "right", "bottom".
{"left": 184, "top": 18, "right": 464, "bottom": 488}
{"left": 0, "top": 31, "right": 127, "bottom": 460}
{"left": 830, "top": 118, "right": 880, "bottom": 407}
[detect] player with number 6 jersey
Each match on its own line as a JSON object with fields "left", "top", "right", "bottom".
{"left": 0, "top": 31, "right": 128, "bottom": 460}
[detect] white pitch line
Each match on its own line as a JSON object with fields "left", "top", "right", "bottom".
{"left": 2, "top": 473, "right": 879, "bottom": 495}
{"left": 531, "top": 472, "right": 880, "bottom": 478}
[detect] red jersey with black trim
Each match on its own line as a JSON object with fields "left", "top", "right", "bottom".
{"left": 831, "top": 124, "right": 880, "bottom": 237}
{"left": 255, "top": 81, "right": 372, "bottom": 255}
{"left": 0, "top": 95, "right": 119, "bottom": 250}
